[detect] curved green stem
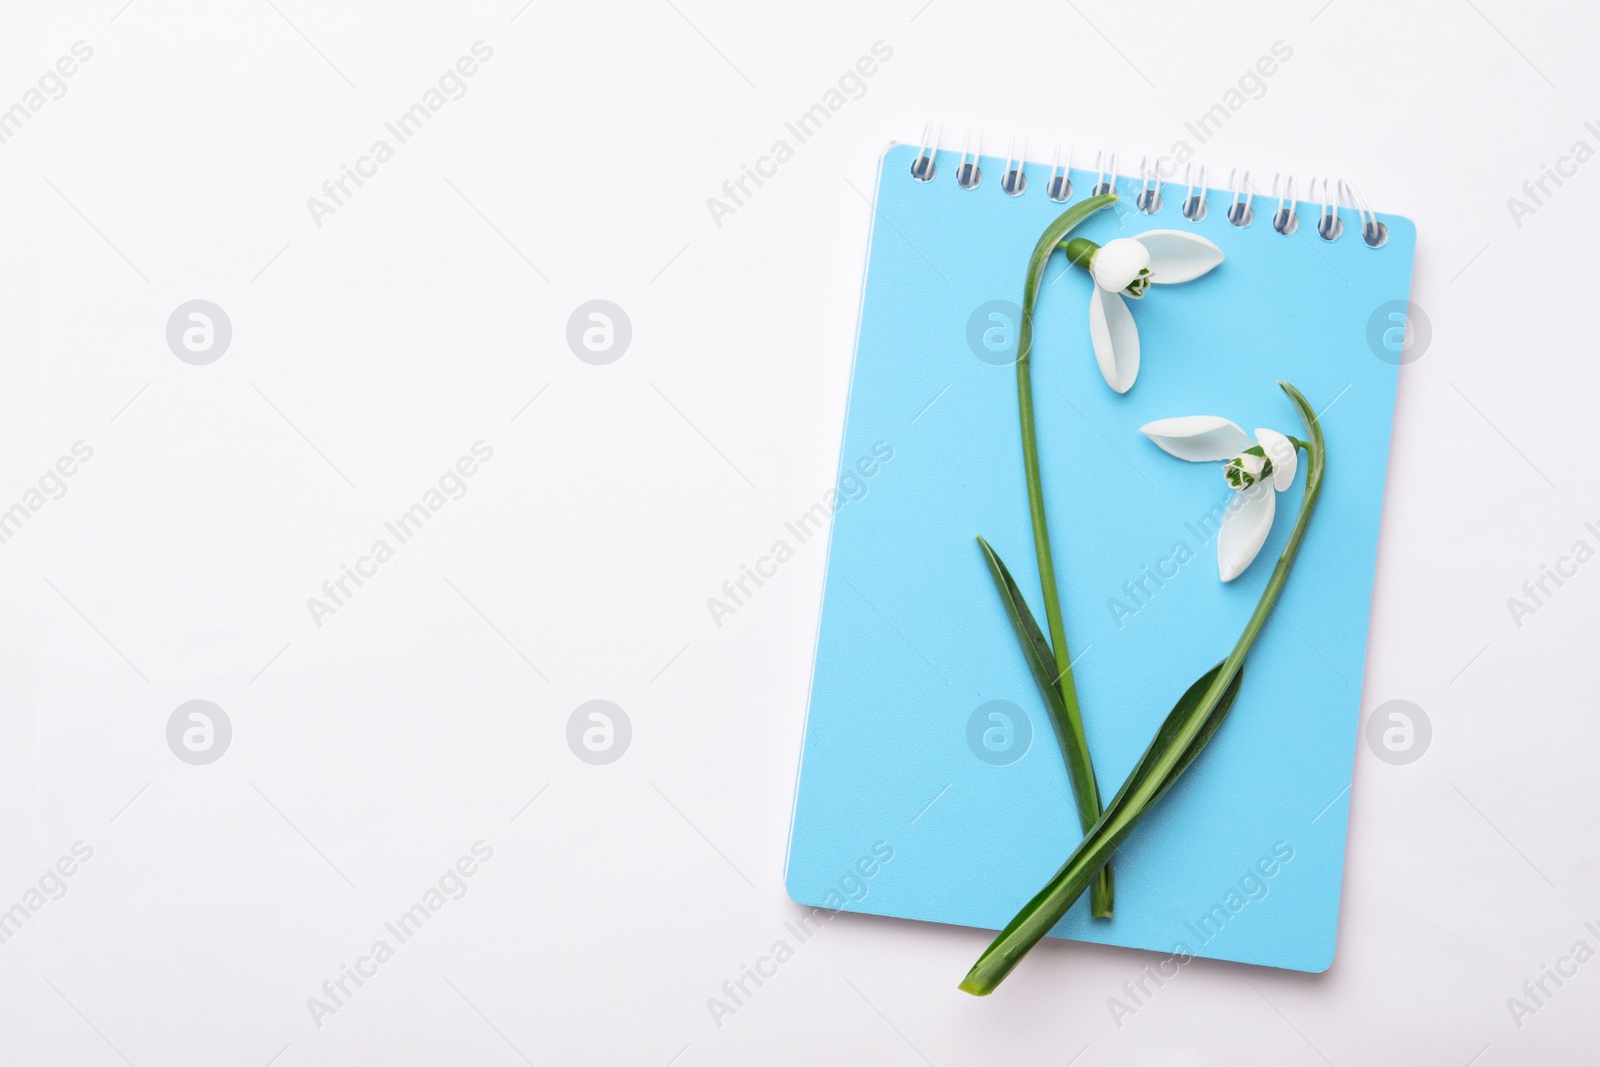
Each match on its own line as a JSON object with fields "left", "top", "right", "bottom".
{"left": 1016, "top": 193, "right": 1118, "bottom": 917}
{"left": 960, "top": 380, "right": 1326, "bottom": 995}
{"left": 1221, "top": 384, "right": 1325, "bottom": 667}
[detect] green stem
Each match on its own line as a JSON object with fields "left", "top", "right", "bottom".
{"left": 1215, "top": 384, "right": 1325, "bottom": 677}
{"left": 960, "top": 380, "right": 1326, "bottom": 995}
{"left": 1016, "top": 193, "right": 1118, "bottom": 917}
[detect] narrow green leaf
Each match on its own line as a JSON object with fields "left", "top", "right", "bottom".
{"left": 976, "top": 535, "right": 1113, "bottom": 914}
{"left": 1115, "top": 663, "right": 1244, "bottom": 811}
{"left": 959, "top": 661, "right": 1245, "bottom": 996}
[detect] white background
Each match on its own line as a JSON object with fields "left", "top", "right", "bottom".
{"left": 2, "top": 0, "right": 1597, "bottom": 1064}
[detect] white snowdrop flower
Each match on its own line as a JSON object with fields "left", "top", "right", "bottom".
{"left": 1141, "top": 416, "right": 1300, "bottom": 581}
{"left": 1066, "top": 231, "right": 1224, "bottom": 394}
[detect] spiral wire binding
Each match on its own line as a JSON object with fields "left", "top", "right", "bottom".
{"left": 1182, "top": 163, "right": 1208, "bottom": 222}
{"left": 1271, "top": 174, "right": 1298, "bottom": 235}
{"left": 956, "top": 131, "right": 982, "bottom": 190}
{"left": 1340, "top": 178, "right": 1388, "bottom": 247}
{"left": 1047, "top": 146, "right": 1073, "bottom": 203}
{"left": 1002, "top": 137, "right": 1027, "bottom": 196}
{"left": 1312, "top": 176, "right": 1341, "bottom": 240}
{"left": 1093, "top": 151, "right": 1118, "bottom": 197}
{"left": 911, "top": 122, "right": 939, "bottom": 182}
{"left": 1137, "top": 157, "right": 1163, "bottom": 214}
{"left": 1227, "top": 167, "right": 1254, "bottom": 227}
{"left": 906, "top": 127, "right": 1390, "bottom": 248}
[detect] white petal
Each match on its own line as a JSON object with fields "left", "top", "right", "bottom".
{"left": 1088, "top": 287, "right": 1139, "bottom": 393}
{"left": 1090, "top": 238, "right": 1151, "bottom": 293}
{"left": 1140, "top": 416, "right": 1253, "bottom": 462}
{"left": 1133, "top": 230, "right": 1224, "bottom": 284}
{"left": 1218, "top": 483, "right": 1275, "bottom": 582}
{"left": 1255, "top": 428, "right": 1298, "bottom": 491}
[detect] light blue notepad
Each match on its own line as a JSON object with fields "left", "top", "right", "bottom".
{"left": 784, "top": 143, "right": 1417, "bottom": 972}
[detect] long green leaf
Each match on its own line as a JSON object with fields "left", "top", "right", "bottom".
{"left": 976, "top": 536, "right": 1113, "bottom": 913}
{"left": 959, "top": 662, "right": 1245, "bottom": 996}
{"left": 1111, "top": 663, "right": 1244, "bottom": 812}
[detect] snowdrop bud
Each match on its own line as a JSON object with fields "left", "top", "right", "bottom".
{"left": 1090, "top": 239, "right": 1152, "bottom": 297}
